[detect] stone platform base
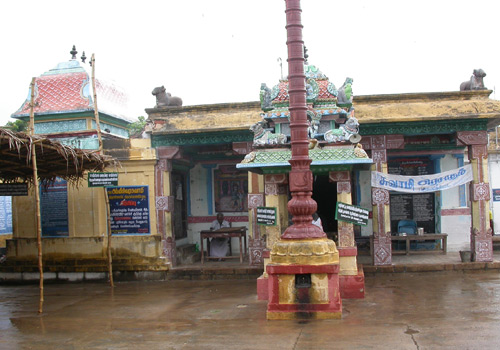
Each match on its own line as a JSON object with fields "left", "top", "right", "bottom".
{"left": 266, "top": 263, "right": 342, "bottom": 320}
{"left": 257, "top": 275, "right": 268, "bottom": 300}
{"left": 257, "top": 266, "right": 365, "bottom": 300}
{"left": 339, "top": 267, "right": 365, "bottom": 299}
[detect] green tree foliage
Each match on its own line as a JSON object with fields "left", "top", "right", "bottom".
{"left": 3, "top": 119, "right": 27, "bottom": 132}
{"left": 128, "top": 116, "right": 147, "bottom": 137}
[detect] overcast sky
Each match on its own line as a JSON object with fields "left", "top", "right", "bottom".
{"left": 1, "top": 0, "right": 499, "bottom": 125}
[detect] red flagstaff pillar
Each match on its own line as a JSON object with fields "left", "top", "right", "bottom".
{"left": 281, "top": 0, "right": 324, "bottom": 240}
{"left": 265, "top": 0, "right": 342, "bottom": 320}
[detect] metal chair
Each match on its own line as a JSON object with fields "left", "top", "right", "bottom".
{"left": 397, "top": 220, "right": 417, "bottom": 235}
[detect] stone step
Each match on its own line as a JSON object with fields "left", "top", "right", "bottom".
{"left": 167, "top": 266, "right": 263, "bottom": 280}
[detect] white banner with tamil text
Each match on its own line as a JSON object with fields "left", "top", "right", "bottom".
{"left": 371, "top": 164, "right": 473, "bottom": 193}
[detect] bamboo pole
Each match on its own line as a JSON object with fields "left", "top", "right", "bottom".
{"left": 104, "top": 189, "right": 113, "bottom": 287}
{"left": 29, "top": 77, "right": 44, "bottom": 313}
{"left": 91, "top": 54, "right": 103, "bottom": 152}
{"left": 91, "top": 54, "right": 114, "bottom": 287}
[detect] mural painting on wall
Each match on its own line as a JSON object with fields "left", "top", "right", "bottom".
{"left": 214, "top": 166, "right": 248, "bottom": 212}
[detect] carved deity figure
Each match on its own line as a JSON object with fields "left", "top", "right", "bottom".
{"left": 337, "top": 77, "right": 353, "bottom": 107}
{"left": 152, "top": 86, "right": 183, "bottom": 107}
{"left": 460, "top": 69, "right": 487, "bottom": 91}
{"left": 260, "top": 83, "right": 273, "bottom": 111}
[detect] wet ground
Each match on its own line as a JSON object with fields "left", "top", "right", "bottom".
{"left": 1, "top": 271, "right": 500, "bottom": 349}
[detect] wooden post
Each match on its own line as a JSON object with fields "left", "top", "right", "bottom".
{"left": 29, "top": 77, "right": 44, "bottom": 313}
{"left": 91, "top": 54, "right": 114, "bottom": 287}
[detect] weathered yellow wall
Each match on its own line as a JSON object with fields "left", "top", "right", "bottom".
{"left": 8, "top": 142, "right": 162, "bottom": 263}
{"left": 0, "top": 234, "right": 12, "bottom": 248}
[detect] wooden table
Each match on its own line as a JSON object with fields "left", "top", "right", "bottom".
{"left": 200, "top": 226, "right": 247, "bottom": 263}
{"left": 370, "top": 234, "right": 448, "bottom": 256}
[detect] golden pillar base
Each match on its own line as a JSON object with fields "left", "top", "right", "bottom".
{"left": 266, "top": 238, "right": 342, "bottom": 320}
{"left": 270, "top": 238, "right": 339, "bottom": 265}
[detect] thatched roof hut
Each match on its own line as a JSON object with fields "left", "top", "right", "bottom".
{"left": 0, "top": 128, "right": 117, "bottom": 184}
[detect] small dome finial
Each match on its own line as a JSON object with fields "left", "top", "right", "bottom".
{"left": 70, "top": 45, "right": 78, "bottom": 60}
{"left": 81, "top": 51, "right": 87, "bottom": 63}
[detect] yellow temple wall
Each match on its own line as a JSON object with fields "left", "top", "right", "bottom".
{"left": 7, "top": 140, "right": 164, "bottom": 266}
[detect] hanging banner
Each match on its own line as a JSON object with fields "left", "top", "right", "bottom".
{"left": 371, "top": 164, "right": 473, "bottom": 193}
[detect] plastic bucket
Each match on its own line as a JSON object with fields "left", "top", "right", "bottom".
{"left": 459, "top": 250, "right": 471, "bottom": 262}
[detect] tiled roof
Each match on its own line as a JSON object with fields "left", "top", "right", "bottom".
{"left": 15, "top": 72, "right": 92, "bottom": 116}
{"left": 237, "top": 145, "right": 372, "bottom": 170}
{"left": 12, "top": 60, "right": 133, "bottom": 122}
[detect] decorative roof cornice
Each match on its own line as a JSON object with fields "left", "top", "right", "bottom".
{"left": 152, "top": 129, "right": 253, "bottom": 147}
{"left": 360, "top": 118, "right": 489, "bottom": 136}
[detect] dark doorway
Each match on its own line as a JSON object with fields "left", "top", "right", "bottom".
{"left": 312, "top": 175, "right": 337, "bottom": 238}
{"left": 172, "top": 171, "right": 187, "bottom": 240}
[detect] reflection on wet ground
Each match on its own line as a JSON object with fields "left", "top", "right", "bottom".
{"left": 2, "top": 271, "right": 500, "bottom": 349}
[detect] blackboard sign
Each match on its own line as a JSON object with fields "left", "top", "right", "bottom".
{"left": 390, "top": 193, "right": 435, "bottom": 233}
{"left": 257, "top": 207, "right": 276, "bottom": 226}
{"left": 493, "top": 189, "right": 500, "bottom": 202}
{"left": 388, "top": 157, "right": 434, "bottom": 176}
{"left": 41, "top": 178, "right": 69, "bottom": 237}
{"left": 106, "top": 186, "right": 150, "bottom": 234}
{"left": 0, "top": 183, "right": 28, "bottom": 196}
{"left": 88, "top": 172, "right": 118, "bottom": 187}
{"left": 335, "top": 202, "right": 369, "bottom": 226}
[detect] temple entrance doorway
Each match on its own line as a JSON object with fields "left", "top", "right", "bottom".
{"left": 172, "top": 171, "right": 188, "bottom": 240}
{"left": 312, "top": 175, "right": 338, "bottom": 241}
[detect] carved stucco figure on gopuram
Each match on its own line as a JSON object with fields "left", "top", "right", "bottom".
{"left": 241, "top": 60, "right": 370, "bottom": 172}
{"left": 249, "top": 63, "right": 363, "bottom": 150}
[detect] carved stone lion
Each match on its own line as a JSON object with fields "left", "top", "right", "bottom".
{"left": 460, "top": 69, "right": 487, "bottom": 91}
{"left": 152, "top": 86, "right": 183, "bottom": 107}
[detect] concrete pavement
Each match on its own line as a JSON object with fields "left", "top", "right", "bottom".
{"left": 1, "top": 271, "right": 500, "bottom": 349}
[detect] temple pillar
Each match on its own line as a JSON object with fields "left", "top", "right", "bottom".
{"left": 371, "top": 146, "right": 392, "bottom": 266}
{"left": 248, "top": 173, "right": 265, "bottom": 266}
{"left": 361, "top": 134, "right": 403, "bottom": 266}
{"left": 256, "top": 174, "right": 288, "bottom": 301}
{"left": 330, "top": 171, "right": 364, "bottom": 299}
{"left": 457, "top": 131, "right": 493, "bottom": 262}
{"left": 155, "top": 146, "right": 181, "bottom": 266}
{"left": 330, "top": 171, "right": 356, "bottom": 272}
{"left": 263, "top": 174, "right": 289, "bottom": 250}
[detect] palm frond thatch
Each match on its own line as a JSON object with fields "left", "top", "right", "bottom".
{"left": 0, "top": 128, "right": 118, "bottom": 184}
